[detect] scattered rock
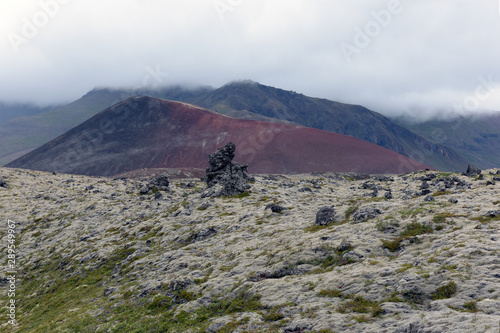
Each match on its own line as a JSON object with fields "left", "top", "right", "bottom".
{"left": 298, "top": 187, "right": 312, "bottom": 192}
{"left": 169, "top": 278, "right": 193, "bottom": 292}
{"left": 315, "top": 206, "right": 336, "bottom": 226}
{"left": 416, "top": 173, "right": 437, "bottom": 181}
{"left": 283, "top": 323, "right": 313, "bottom": 333}
{"left": 265, "top": 203, "right": 287, "bottom": 214}
{"left": 150, "top": 173, "right": 170, "bottom": 190}
{"left": 394, "top": 322, "right": 427, "bottom": 333}
{"left": 384, "top": 190, "right": 393, "bottom": 199}
{"left": 484, "top": 210, "right": 500, "bottom": 218}
{"left": 424, "top": 195, "right": 435, "bottom": 202}
{"left": 198, "top": 203, "right": 212, "bottom": 210}
{"left": 189, "top": 227, "right": 218, "bottom": 243}
{"left": 352, "top": 207, "right": 382, "bottom": 223}
{"left": 140, "top": 173, "right": 170, "bottom": 194}
{"left": 0, "top": 177, "right": 9, "bottom": 189}
{"left": 337, "top": 241, "right": 352, "bottom": 252}
{"left": 202, "top": 142, "right": 252, "bottom": 197}
{"left": 103, "top": 287, "right": 116, "bottom": 297}
{"left": 449, "top": 197, "right": 458, "bottom": 204}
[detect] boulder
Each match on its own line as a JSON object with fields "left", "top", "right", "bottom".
{"left": 265, "top": 203, "right": 287, "bottom": 214}
{"left": 315, "top": 206, "right": 336, "bottom": 226}
{"left": 424, "top": 195, "right": 435, "bottom": 202}
{"left": 0, "top": 177, "right": 9, "bottom": 189}
{"left": 352, "top": 207, "right": 382, "bottom": 223}
{"left": 202, "top": 142, "right": 252, "bottom": 197}
{"left": 140, "top": 173, "right": 170, "bottom": 194}
{"left": 484, "top": 210, "right": 500, "bottom": 218}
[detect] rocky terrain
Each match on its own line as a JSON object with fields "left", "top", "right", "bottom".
{"left": 0, "top": 164, "right": 499, "bottom": 332}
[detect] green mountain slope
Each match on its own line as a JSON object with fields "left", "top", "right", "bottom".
{"left": 396, "top": 112, "right": 500, "bottom": 169}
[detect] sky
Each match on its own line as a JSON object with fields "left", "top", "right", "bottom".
{"left": 1, "top": 0, "right": 500, "bottom": 120}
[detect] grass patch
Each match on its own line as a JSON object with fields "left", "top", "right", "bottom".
{"left": 304, "top": 224, "right": 331, "bottom": 233}
{"left": 225, "top": 192, "right": 251, "bottom": 199}
{"left": 382, "top": 222, "right": 432, "bottom": 252}
{"left": 381, "top": 238, "right": 403, "bottom": 252}
{"left": 432, "top": 191, "right": 453, "bottom": 197}
{"left": 318, "top": 289, "right": 343, "bottom": 298}
{"left": 337, "top": 295, "right": 383, "bottom": 318}
{"left": 432, "top": 281, "right": 457, "bottom": 300}
{"left": 397, "top": 263, "right": 414, "bottom": 273}
{"left": 400, "top": 222, "right": 433, "bottom": 238}
{"left": 463, "top": 300, "right": 478, "bottom": 313}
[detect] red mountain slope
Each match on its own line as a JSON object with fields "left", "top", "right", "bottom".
{"left": 7, "top": 97, "right": 432, "bottom": 176}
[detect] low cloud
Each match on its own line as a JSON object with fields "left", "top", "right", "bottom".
{"left": 0, "top": 0, "right": 499, "bottom": 119}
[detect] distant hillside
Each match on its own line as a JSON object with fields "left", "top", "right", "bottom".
{"left": 0, "top": 81, "right": 475, "bottom": 171}
{"left": 0, "top": 90, "right": 125, "bottom": 165}
{"left": 6, "top": 97, "right": 431, "bottom": 176}
{"left": 396, "top": 112, "right": 500, "bottom": 170}
{"left": 0, "top": 102, "right": 52, "bottom": 122}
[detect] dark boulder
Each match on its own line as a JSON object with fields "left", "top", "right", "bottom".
{"left": 0, "top": 177, "right": 9, "bottom": 189}
{"left": 424, "top": 195, "right": 435, "bottom": 202}
{"left": 189, "top": 227, "right": 218, "bottom": 243}
{"left": 352, "top": 207, "right": 382, "bottom": 223}
{"left": 140, "top": 173, "right": 170, "bottom": 194}
{"left": 484, "top": 210, "right": 500, "bottom": 218}
{"left": 265, "top": 203, "right": 287, "bottom": 214}
{"left": 149, "top": 173, "right": 170, "bottom": 190}
{"left": 315, "top": 206, "right": 336, "bottom": 226}
{"left": 202, "top": 142, "right": 252, "bottom": 197}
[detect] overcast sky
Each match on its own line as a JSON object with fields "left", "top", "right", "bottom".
{"left": 1, "top": 0, "right": 500, "bottom": 120}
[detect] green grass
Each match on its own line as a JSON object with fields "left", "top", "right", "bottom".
{"left": 381, "top": 222, "right": 433, "bottom": 252}
{"left": 400, "top": 222, "right": 433, "bottom": 238}
{"left": 318, "top": 289, "right": 343, "bottom": 298}
{"left": 432, "top": 281, "right": 457, "bottom": 300}
{"left": 337, "top": 295, "right": 383, "bottom": 318}
{"left": 432, "top": 191, "right": 453, "bottom": 197}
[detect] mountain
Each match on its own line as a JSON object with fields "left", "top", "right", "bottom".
{"left": 177, "top": 81, "right": 468, "bottom": 171}
{"left": 0, "top": 89, "right": 126, "bottom": 165}
{"left": 2, "top": 166, "right": 499, "bottom": 332}
{"left": 0, "top": 85, "right": 284, "bottom": 166}
{"left": 0, "top": 102, "right": 52, "bottom": 122}
{"left": 0, "top": 81, "right": 475, "bottom": 171}
{"left": 6, "top": 97, "right": 431, "bottom": 176}
{"left": 396, "top": 112, "right": 500, "bottom": 170}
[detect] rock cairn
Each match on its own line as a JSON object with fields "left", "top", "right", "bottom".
{"left": 202, "top": 142, "right": 252, "bottom": 197}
